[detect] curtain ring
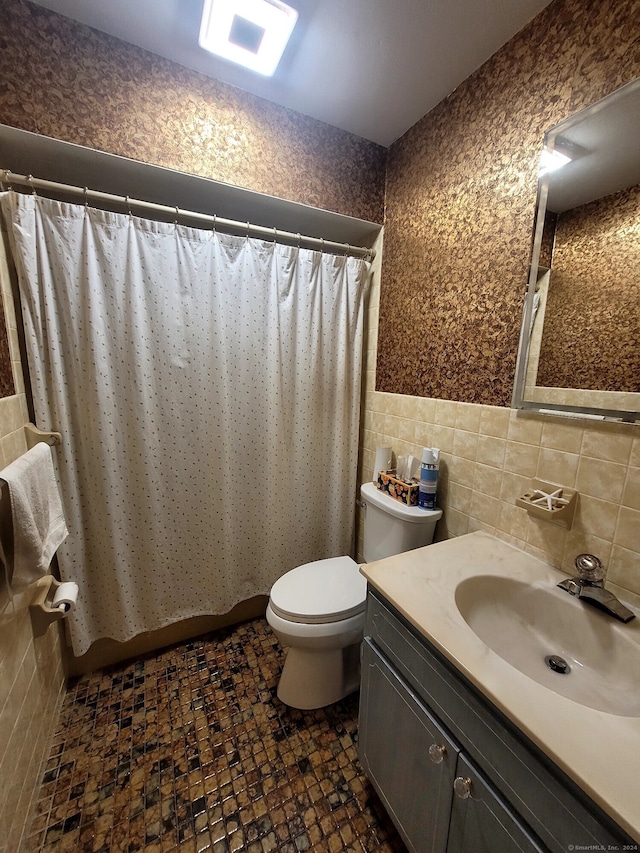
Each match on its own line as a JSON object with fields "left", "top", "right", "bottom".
{"left": 3, "top": 169, "right": 12, "bottom": 190}
{"left": 273, "top": 227, "right": 277, "bottom": 244}
{"left": 296, "top": 233, "right": 301, "bottom": 248}
{"left": 212, "top": 214, "right": 217, "bottom": 233}
{"left": 84, "top": 187, "right": 89, "bottom": 208}
{"left": 174, "top": 206, "right": 179, "bottom": 225}
{"left": 246, "top": 221, "right": 250, "bottom": 238}
{"left": 27, "top": 174, "right": 37, "bottom": 196}
{"left": 320, "top": 237, "right": 325, "bottom": 254}
{"left": 125, "top": 195, "right": 132, "bottom": 216}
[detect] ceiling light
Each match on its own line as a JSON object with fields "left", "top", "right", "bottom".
{"left": 199, "top": 0, "right": 298, "bottom": 77}
{"left": 539, "top": 147, "right": 572, "bottom": 176}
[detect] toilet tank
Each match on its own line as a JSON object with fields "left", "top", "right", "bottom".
{"left": 361, "top": 481, "right": 442, "bottom": 563}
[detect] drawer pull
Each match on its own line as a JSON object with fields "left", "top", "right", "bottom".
{"left": 428, "top": 743, "right": 446, "bottom": 764}
{"left": 454, "top": 776, "right": 472, "bottom": 799}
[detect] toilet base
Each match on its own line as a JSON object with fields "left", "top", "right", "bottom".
{"left": 276, "top": 642, "right": 361, "bottom": 710}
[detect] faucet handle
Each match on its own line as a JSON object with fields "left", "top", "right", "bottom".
{"left": 574, "top": 553, "right": 605, "bottom": 583}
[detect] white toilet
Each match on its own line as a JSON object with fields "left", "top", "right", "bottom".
{"left": 266, "top": 481, "right": 443, "bottom": 709}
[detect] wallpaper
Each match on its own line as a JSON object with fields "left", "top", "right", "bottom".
{"left": 536, "top": 183, "right": 640, "bottom": 391}
{"left": 0, "top": 298, "right": 13, "bottom": 397}
{"left": 0, "top": 0, "right": 386, "bottom": 225}
{"left": 377, "top": 0, "right": 640, "bottom": 406}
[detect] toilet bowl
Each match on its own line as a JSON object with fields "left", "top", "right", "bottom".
{"left": 266, "top": 555, "right": 366, "bottom": 709}
{"left": 266, "top": 482, "right": 443, "bottom": 710}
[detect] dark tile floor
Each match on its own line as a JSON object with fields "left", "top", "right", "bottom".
{"left": 28, "top": 618, "right": 407, "bottom": 853}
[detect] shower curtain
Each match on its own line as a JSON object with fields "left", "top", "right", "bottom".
{"left": 1, "top": 192, "right": 368, "bottom": 656}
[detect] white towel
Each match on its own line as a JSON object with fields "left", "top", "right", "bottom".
{"left": 0, "top": 442, "right": 69, "bottom": 591}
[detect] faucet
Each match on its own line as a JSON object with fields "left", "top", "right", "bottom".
{"left": 558, "top": 554, "right": 636, "bottom": 623}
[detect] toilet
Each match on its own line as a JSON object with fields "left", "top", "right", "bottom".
{"left": 266, "top": 481, "right": 443, "bottom": 709}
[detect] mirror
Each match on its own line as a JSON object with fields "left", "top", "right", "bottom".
{"left": 512, "top": 77, "right": 640, "bottom": 423}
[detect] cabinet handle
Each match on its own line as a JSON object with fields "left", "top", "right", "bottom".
{"left": 453, "top": 776, "right": 472, "bottom": 799}
{"left": 428, "top": 743, "right": 446, "bottom": 764}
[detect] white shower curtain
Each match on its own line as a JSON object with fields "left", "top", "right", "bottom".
{"left": 1, "top": 192, "right": 368, "bottom": 656}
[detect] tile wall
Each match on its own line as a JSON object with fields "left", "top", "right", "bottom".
{"left": 0, "top": 232, "right": 66, "bottom": 853}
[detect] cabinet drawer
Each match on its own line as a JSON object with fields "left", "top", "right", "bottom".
{"left": 365, "top": 590, "right": 631, "bottom": 853}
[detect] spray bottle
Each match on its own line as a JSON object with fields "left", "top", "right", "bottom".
{"left": 419, "top": 447, "right": 440, "bottom": 510}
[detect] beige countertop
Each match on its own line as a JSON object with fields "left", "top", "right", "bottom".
{"left": 360, "top": 530, "right": 640, "bottom": 844}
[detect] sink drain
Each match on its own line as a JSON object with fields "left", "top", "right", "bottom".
{"left": 545, "top": 655, "right": 570, "bottom": 674}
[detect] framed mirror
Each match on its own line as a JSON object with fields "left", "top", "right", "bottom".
{"left": 512, "top": 77, "right": 640, "bottom": 423}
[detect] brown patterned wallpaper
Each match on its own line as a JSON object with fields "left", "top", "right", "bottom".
{"left": 536, "top": 183, "right": 640, "bottom": 391}
{"left": 0, "top": 301, "right": 12, "bottom": 398}
{"left": 377, "top": 0, "right": 640, "bottom": 406}
{"left": 0, "top": 0, "right": 386, "bottom": 224}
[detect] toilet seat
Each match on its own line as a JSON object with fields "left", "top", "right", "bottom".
{"left": 269, "top": 556, "right": 367, "bottom": 624}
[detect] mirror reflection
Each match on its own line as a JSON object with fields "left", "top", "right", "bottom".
{"left": 514, "top": 77, "right": 640, "bottom": 422}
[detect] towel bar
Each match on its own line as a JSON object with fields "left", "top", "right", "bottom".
{"left": 24, "top": 423, "right": 62, "bottom": 448}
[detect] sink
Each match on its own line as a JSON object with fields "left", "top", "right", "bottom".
{"left": 455, "top": 575, "right": 640, "bottom": 716}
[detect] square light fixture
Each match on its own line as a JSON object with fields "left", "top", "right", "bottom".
{"left": 199, "top": 0, "right": 298, "bottom": 77}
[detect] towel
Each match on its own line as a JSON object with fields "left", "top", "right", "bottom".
{"left": 0, "top": 442, "right": 69, "bottom": 591}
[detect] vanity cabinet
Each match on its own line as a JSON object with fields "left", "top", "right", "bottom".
{"left": 360, "top": 640, "right": 544, "bottom": 853}
{"left": 358, "top": 590, "right": 634, "bottom": 853}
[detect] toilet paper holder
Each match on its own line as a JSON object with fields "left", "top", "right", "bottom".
{"left": 30, "top": 576, "right": 76, "bottom": 622}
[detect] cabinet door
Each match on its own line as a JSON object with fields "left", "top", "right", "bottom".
{"left": 359, "top": 639, "right": 459, "bottom": 853}
{"left": 447, "top": 754, "right": 547, "bottom": 853}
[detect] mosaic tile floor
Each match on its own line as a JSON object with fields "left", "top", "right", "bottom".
{"left": 28, "top": 618, "right": 407, "bottom": 853}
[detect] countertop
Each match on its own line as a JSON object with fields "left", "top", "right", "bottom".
{"left": 360, "top": 530, "right": 640, "bottom": 844}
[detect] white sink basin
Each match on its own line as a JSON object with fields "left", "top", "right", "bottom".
{"left": 455, "top": 574, "right": 640, "bottom": 716}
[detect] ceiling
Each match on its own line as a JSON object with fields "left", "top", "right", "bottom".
{"left": 30, "top": 0, "right": 553, "bottom": 147}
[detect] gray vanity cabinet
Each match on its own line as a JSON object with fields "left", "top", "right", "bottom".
{"left": 358, "top": 589, "right": 634, "bottom": 853}
{"left": 360, "top": 639, "right": 544, "bottom": 853}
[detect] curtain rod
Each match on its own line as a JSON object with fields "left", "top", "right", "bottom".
{"left": 0, "top": 170, "right": 375, "bottom": 261}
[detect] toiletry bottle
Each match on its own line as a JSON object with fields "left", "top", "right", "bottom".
{"left": 419, "top": 448, "right": 440, "bottom": 510}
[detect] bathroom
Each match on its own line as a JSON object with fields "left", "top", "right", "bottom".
{"left": 1, "top": 0, "right": 640, "bottom": 849}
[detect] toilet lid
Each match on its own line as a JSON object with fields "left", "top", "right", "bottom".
{"left": 269, "top": 556, "right": 367, "bottom": 624}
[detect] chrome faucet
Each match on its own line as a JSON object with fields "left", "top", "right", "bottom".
{"left": 558, "top": 554, "right": 636, "bottom": 623}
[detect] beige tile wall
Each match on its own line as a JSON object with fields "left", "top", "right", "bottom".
{"left": 357, "top": 249, "right": 640, "bottom": 598}
{"left": 0, "top": 234, "right": 66, "bottom": 853}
